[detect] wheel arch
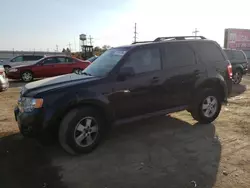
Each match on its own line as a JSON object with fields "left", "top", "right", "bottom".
{"left": 194, "top": 78, "right": 227, "bottom": 102}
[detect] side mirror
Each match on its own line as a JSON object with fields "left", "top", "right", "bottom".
{"left": 117, "top": 67, "right": 135, "bottom": 81}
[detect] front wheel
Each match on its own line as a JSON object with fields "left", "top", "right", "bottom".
{"left": 232, "top": 69, "right": 242, "bottom": 84}
{"left": 190, "top": 88, "right": 222, "bottom": 124}
{"left": 59, "top": 107, "right": 105, "bottom": 155}
{"left": 21, "top": 71, "right": 33, "bottom": 82}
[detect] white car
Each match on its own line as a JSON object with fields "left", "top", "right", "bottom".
{"left": 0, "top": 65, "right": 9, "bottom": 91}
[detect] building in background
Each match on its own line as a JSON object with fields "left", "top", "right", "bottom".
{"left": 224, "top": 28, "right": 250, "bottom": 50}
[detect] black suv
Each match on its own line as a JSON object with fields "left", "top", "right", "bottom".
{"left": 14, "top": 36, "right": 232, "bottom": 155}
{"left": 223, "top": 49, "right": 248, "bottom": 84}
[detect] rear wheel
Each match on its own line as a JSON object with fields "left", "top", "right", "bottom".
{"left": 59, "top": 107, "right": 106, "bottom": 155}
{"left": 21, "top": 71, "right": 33, "bottom": 82}
{"left": 232, "top": 69, "right": 242, "bottom": 84}
{"left": 190, "top": 88, "right": 222, "bottom": 124}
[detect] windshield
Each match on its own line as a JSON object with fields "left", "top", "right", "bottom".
{"left": 83, "top": 48, "right": 129, "bottom": 77}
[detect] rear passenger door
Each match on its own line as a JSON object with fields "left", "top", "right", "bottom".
{"left": 161, "top": 42, "right": 202, "bottom": 107}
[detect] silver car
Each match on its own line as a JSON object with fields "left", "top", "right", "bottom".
{"left": 0, "top": 65, "right": 9, "bottom": 91}
{"left": 0, "top": 55, "right": 44, "bottom": 72}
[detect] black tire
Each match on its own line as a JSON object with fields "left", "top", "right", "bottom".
{"left": 21, "top": 71, "right": 33, "bottom": 82}
{"left": 59, "top": 107, "right": 105, "bottom": 155}
{"left": 190, "top": 88, "right": 222, "bottom": 124}
{"left": 4, "top": 66, "right": 11, "bottom": 73}
{"left": 73, "top": 68, "right": 83, "bottom": 75}
{"left": 232, "top": 69, "right": 242, "bottom": 84}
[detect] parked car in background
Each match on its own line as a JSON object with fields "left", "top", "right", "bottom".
{"left": 14, "top": 36, "right": 232, "bottom": 155}
{"left": 0, "top": 55, "right": 45, "bottom": 72}
{"left": 243, "top": 50, "right": 250, "bottom": 66}
{"left": 223, "top": 49, "right": 248, "bottom": 84}
{"left": 0, "top": 65, "right": 9, "bottom": 91}
{"left": 87, "top": 55, "right": 98, "bottom": 62}
{"left": 7, "top": 56, "right": 90, "bottom": 82}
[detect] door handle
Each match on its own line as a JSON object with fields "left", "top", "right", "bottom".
{"left": 151, "top": 77, "right": 159, "bottom": 83}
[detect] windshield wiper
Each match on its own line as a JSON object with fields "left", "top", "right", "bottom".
{"left": 82, "top": 72, "right": 92, "bottom": 76}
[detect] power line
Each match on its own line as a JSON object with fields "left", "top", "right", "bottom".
{"left": 133, "top": 23, "right": 137, "bottom": 43}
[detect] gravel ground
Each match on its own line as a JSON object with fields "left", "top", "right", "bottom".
{"left": 0, "top": 77, "right": 249, "bottom": 188}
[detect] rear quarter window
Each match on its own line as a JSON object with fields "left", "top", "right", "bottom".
{"left": 192, "top": 42, "right": 225, "bottom": 63}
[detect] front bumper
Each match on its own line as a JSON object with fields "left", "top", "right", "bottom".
{"left": 14, "top": 106, "right": 45, "bottom": 137}
{"left": 7, "top": 72, "right": 20, "bottom": 79}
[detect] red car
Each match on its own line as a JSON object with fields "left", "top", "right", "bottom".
{"left": 7, "top": 56, "right": 90, "bottom": 82}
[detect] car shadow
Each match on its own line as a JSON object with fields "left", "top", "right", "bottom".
{"left": 0, "top": 116, "right": 221, "bottom": 188}
{"left": 229, "top": 83, "right": 247, "bottom": 98}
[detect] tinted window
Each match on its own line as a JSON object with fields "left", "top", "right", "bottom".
{"left": 243, "top": 50, "right": 250, "bottom": 58}
{"left": 123, "top": 47, "right": 161, "bottom": 74}
{"left": 164, "top": 43, "right": 195, "bottom": 67}
{"left": 233, "top": 51, "right": 245, "bottom": 60}
{"left": 224, "top": 50, "right": 233, "bottom": 60}
{"left": 43, "top": 57, "right": 58, "bottom": 64}
{"left": 23, "top": 56, "right": 43, "bottom": 61}
{"left": 194, "top": 42, "right": 225, "bottom": 63}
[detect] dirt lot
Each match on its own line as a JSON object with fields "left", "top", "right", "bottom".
{"left": 0, "top": 77, "right": 249, "bottom": 188}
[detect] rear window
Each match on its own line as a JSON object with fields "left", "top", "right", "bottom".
{"left": 193, "top": 42, "right": 225, "bottom": 63}
{"left": 224, "top": 50, "right": 246, "bottom": 60}
{"left": 233, "top": 51, "right": 245, "bottom": 60}
{"left": 243, "top": 50, "right": 250, "bottom": 58}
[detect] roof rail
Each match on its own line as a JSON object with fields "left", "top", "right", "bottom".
{"left": 154, "top": 36, "right": 206, "bottom": 42}
{"left": 131, "top": 41, "right": 153, "bottom": 44}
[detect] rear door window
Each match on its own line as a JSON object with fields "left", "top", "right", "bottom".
{"left": 193, "top": 42, "right": 225, "bottom": 63}
{"left": 163, "top": 43, "right": 196, "bottom": 68}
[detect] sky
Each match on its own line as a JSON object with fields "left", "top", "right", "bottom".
{"left": 1, "top": 0, "right": 250, "bottom": 52}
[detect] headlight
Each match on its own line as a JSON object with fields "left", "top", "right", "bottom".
{"left": 9, "top": 68, "right": 18, "bottom": 72}
{"left": 18, "top": 97, "right": 43, "bottom": 112}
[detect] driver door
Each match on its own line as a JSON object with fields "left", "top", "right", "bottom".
{"left": 33, "top": 57, "right": 59, "bottom": 78}
{"left": 109, "top": 46, "right": 163, "bottom": 119}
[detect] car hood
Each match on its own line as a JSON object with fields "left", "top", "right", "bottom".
{"left": 22, "top": 73, "right": 100, "bottom": 96}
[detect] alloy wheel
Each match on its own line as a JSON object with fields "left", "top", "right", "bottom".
{"left": 22, "top": 72, "right": 33, "bottom": 82}
{"left": 74, "top": 117, "right": 99, "bottom": 147}
{"left": 201, "top": 96, "right": 218, "bottom": 118}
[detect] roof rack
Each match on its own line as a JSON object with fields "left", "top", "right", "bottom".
{"left": 132, "top": 41, "right": 153, "bottom": 44}
{"left": 154, "top": 36, "right": 206, "bottom": 42}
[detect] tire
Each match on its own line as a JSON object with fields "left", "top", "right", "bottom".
{"left": 4, "top": 66, "right": 11, "bottom": 73}
{"left": 73, "top": 68, "right": 83, "bottom": 75}
{"left": 59, "top": 107, "right": 105, "bottom": 155}
{"left": 232, "top": 69, "right": 242, "bottom": 84}
{"left": 21, "top": 71, "right": 33, "bottom": 82}
{"left": 190, "top": 88, "right": 222, "bottom": 124}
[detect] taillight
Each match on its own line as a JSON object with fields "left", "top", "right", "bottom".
{"left": 227, "top": 64, "right": 233, "bottom": 79}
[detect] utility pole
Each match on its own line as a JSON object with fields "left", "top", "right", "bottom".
{"left": 88, "top": 35, "right": 94, "bottom": 46}
{"left": 67, "top": 43, "right": 72, "bottom": 51}
{"left": 133, "top": 23, "right": 137, "bottom": 43}
{"left": 192, "top": 28, "right": 199, "bottom": 38}
{"left": 56, "top": 45, "right": 59, "bottom": 52}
